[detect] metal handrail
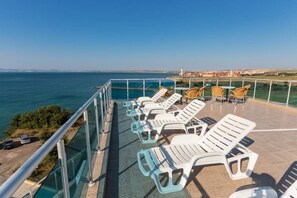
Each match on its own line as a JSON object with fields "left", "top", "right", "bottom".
{"left": 0, "top": 80, "right": 111, "bottom": 198}
{"left": 110, "top": 78, "right": 171, "bottom": 81}
{"left": 171, "top": 77, "right": 297, "bottom": 82}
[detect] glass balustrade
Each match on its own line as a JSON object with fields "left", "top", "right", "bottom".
{"left": 255, "top": 80, "right": 270, "bottom": 101}
{"left": 269, "top": 81, "right": 289, "bottom": 104}
{"left": 289, "top": 82, "right": 297, "bottom": 107}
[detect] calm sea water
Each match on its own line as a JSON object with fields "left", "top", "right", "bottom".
{"left": 0, "top": 72, "right": 172, "bottom": 139}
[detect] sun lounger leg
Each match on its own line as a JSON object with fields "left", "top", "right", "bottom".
{"left": 138, "top": 150, "right": 192, "bottom": 193}
{"left": 224, "top": 152, "right": 258, "bottom": 180}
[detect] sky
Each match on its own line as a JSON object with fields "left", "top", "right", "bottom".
{"left": 0, "top": 0, "right": 297, "bottom": 71}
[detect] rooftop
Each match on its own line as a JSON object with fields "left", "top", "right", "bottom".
{"left": 103, "top": 99, "right": 297, "bottom": 197}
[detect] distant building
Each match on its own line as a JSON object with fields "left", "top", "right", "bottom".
{"left": 179, "top": 68, "right": 184, "bottom": 76}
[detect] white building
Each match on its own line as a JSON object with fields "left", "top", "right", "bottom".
{"left": 179, "top": 68, "right": 184, "bottom": 76}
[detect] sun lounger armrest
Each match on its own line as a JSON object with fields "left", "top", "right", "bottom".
{"left": 154, "top": 113, "right": 176, "bottom": 120}
{"left": 137, "top": 150, "right": 150, "bottom": 176}
{"left": 146, "top": 108, "right": 166, "bottom": 117}
{"left": 143, "top": 103, "right": 161, "bottom": 108}
{"left": 158, "top": 122, "right": 187, "bottom": 135}
{"left": 137, "top": 97, "right": 151, "bottom": 102}
{"left": 139, "top": 99, "right": 154, "bottom": 106}
{"left": 171, "top": 134, "right": 202, "bottom": 145}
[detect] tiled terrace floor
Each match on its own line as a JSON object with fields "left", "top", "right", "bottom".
{"left": 104, "top": 99, "right": 297, "bottom": 198}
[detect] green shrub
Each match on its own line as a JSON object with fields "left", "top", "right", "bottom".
{"left": 8, "top": 105, "right": 73, "bottom": 131}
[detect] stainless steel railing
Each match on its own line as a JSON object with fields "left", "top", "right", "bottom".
{"left": 170, "top": 77, "right": 297, "bottom": 107}
{"left": 111, "top": 77, "right": 297, "bottom": 107}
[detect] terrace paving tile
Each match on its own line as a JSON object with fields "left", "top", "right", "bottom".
{"left": 103, "top": 99, "right": 297, "bottom": 197}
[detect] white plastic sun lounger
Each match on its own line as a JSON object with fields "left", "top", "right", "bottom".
{"left": 126, "top": 93, "right": 182, "bottom": 121}
{"left": 123, "top": 88, "right": 168, "bottom": 110}
{"left": 229, "top": 186, "right": 278, "bottom": 198}
{"left": 229, "top": 167, "right": 297, "bottom": 198}
{"left": 137, "top": 114, "right": 258, "bottom": 194}
{"left": 131, "top": 99, "right": 207, "bottom": 144}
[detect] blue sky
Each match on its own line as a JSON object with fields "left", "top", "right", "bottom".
{"left": 0, "top": 0, "right": 297, "bottom": 71}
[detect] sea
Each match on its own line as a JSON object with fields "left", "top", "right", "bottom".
{"left": 0, "top": 72, "right": 172, "bottom": 139}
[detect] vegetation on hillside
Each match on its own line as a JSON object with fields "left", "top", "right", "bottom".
{"left": 5, "top": 105, "right": 76, "bottom": 181}
{"left": 6, "top": 105, "right": 72, "bottom": 136}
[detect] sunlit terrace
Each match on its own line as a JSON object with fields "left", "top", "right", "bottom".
{"left": 0, "top": 78, "right": 297, "bottom": 198}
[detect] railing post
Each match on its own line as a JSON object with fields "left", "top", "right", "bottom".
{"left": 83, "top": 110, "right": 95, "bottom": 187}
{"left": 286, "top": 81, "right": 292, "bottom": 107}
{"left": 216, "top": 79, "right": 219, "bottom": 86}
{"left": 109, "top": 82, "right": 112, "bottom": 102}
{"left": 253, "top": 80, "right": 257, "bottom": 100}
{"left": 102, "top": 88, "right": 106, "bottom": 117}
{"left": 202, "top": 79, "right": 205, "bottom": 96}
{"left": 57, "top": 139, "right": 70, "bottom": 198}
{"left": 189, "top": 78, "right": 191, "bottom": 88}
{"left": 105, "top": 86, "right": 109, "bottom": 107}
{"left": 143, "top": 80, "right": 145, "bottom": 96}
{"left": 110, "top": 81, "right": 112, "bottom": 101}
{"left": 159, "top": 79, "right": 161, "bottom": 87}
{"left": 94, "top": 98, "right": 101, "bottom": 153}
{"left": 126, "top": 80, "right": 129, "bottom": 100}
{"left": 229, "top": 79, "right": 232, "bottom": 86}
{"left": 174, "top": 80, "right": 176, "bottom": 93}
{"left": 99, "top": 92, "right": 104, "bottom": 133}
{"left": 267, "top": 80, "right": 272, "bottom": 102}
{"left": 104, "top": 87, "right": 108, "bottom": 113}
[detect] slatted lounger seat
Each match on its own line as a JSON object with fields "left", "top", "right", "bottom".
{"left": 126, "top": 93, "right": 182, "bottom": 121}
{"left": 123, "top": 88, "right": 168, "bottom": 110}
{"left": 131, "top": 100, "right": 207, "bottom": 144}
{"left": 137, "top": 114, "right": 258, "bottom": 194}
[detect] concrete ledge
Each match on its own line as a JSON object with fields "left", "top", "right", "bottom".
{"left": 86, "top": 101, "right": 115, "bottom": 198}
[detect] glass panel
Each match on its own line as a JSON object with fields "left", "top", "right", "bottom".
{"left": 243, "top": 80, "right": 255, "bottom": 98}
{"left": 160, "top": 80, "right": 174, "bottom": 97}
{"left": 86, "top": 106, "right": 99, "bottom": 175}
{"left": 255, "top": 80, "right": 270, "bottom": 101}
{"left": 128, "top": 80, "right": 143, "bottom": 99}
{"left": 175, "top": 78, "right": 189, "bottom": 88}
{"left": 190, "top": 79, "right": 203, "bottom": 88}
{"left": 34, "top": 162, "right": 62, "bottom": 197}
{"left": 289, "top": 82, "right": 297, "bottom": 107}
{"left": 204, "top": 79, "right": 217, "bottom": 97}
{"left": 145, "top": 80, "right": 159, "bottom": 97}
{"left": 269, "top": 81, "right": 289, "bottom": 104}
{"left": 34, "top": 123, "right": 90, "bottom": 198}
{"left": 160, "top": 79, "right": 174, "bottom": 90}
{"left": 218, "top": 79, "right": 230, "bottom": 86}
{"left": 111, "top": 80, "right": 127, "bottom": 100}
{"left": 231, "top": 80, "right": 243, "bottom": 88}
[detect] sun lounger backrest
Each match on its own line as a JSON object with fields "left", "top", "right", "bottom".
{"left": 280, "top": 162, "right": 297, "bottom": 198}
{"left": 281, "top": 180, "right": 297, "bottom": 198}
{"left": 160, "top": 93, "right": 182, "bottom": 110}
{"left": 199, "top": 114, "right": 256, "bottom": 155}
{"left": 175, "top": 100, "right": 206, "bottom": 124}
{"left": 151, "top": 88, "right": 168, "bottom": 102}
